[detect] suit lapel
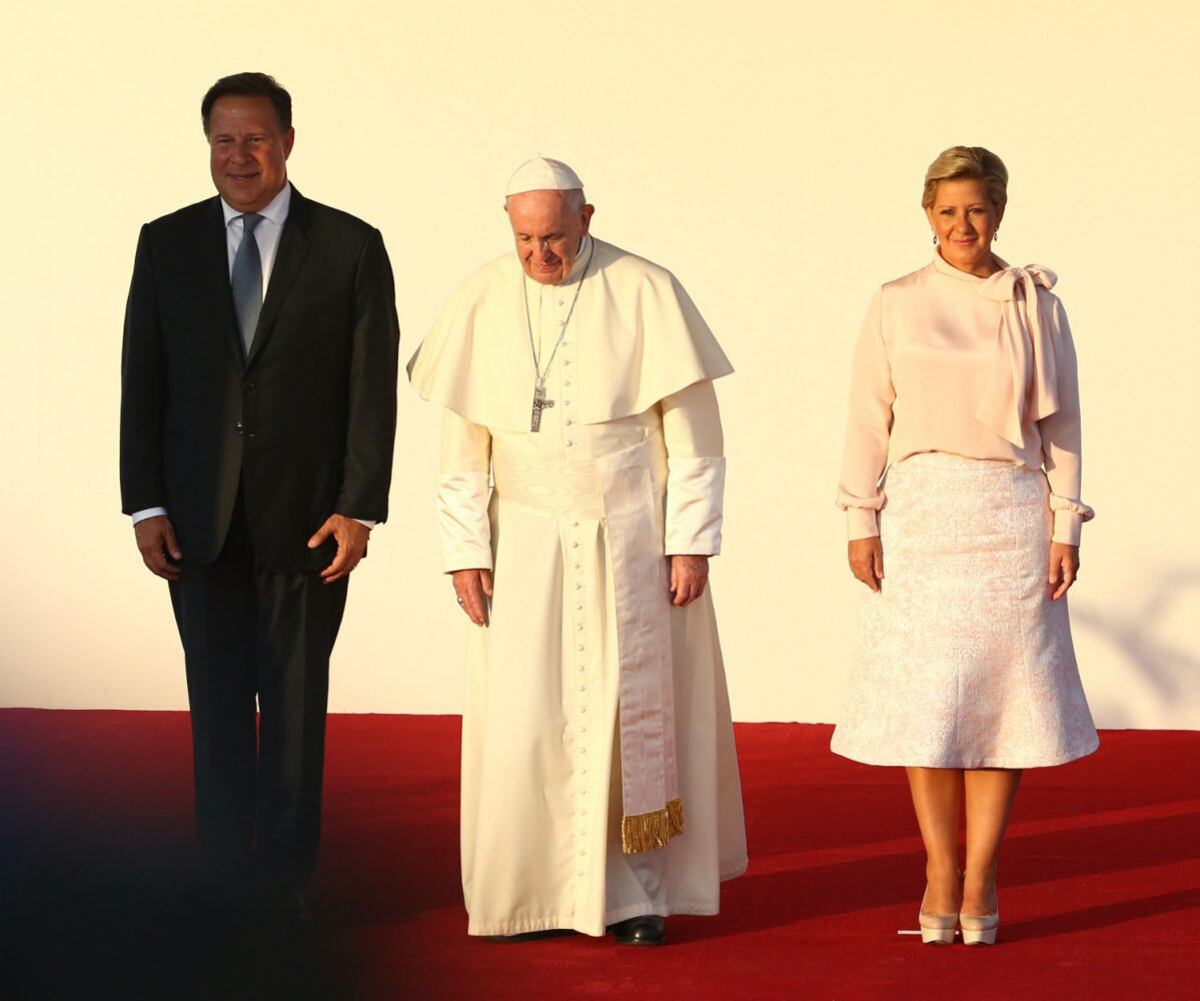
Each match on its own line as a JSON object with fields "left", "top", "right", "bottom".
{"left": 199, "top": 197, "right": 245, "bottom": 368}
{"left": 246, "top": 186, "right": 313, "bottom": 370}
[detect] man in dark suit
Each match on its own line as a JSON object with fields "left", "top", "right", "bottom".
{"left": 120, "top": 72, "right": 399, "bottom": 917}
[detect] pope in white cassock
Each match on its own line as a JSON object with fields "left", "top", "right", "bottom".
{"left": 408, "top": 157, "right": 747, "bottom": 945}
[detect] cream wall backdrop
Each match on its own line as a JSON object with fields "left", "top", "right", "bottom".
{"left": 3, "top": 0, "right": 1198, "bottom": 728}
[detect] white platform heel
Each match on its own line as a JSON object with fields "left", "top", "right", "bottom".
{"left": 918, "top": 882, "right": 959, "bottom": 945}
{"left": 918, "top": 910, "right": 958, "bottom": 945}
{"left": 959, "top": 911, "right": 1000, "bottom": 946}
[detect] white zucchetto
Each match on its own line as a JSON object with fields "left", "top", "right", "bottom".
{"left": 505, "top": 156, "right": 585, "bottom": 196}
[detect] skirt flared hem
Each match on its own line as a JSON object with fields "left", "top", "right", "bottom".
{"left": 829, "top": 733, "right": 1100, "bottom": 770}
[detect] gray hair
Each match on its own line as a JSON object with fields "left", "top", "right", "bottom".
{"left": 505, "top": 188, "right": 587, "bottom": 212}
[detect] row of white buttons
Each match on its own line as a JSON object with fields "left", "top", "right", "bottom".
{"left": 570, "top": 517, "right": 589, "bottom": 878}
{"left": 558, "top": 291, "right": 589, "bottom": 880}
{"left": 557, "top": 282, "right": 573, "bottom": 450}
{"left": 562, "top": 344, "right": 575, "bottom": 446}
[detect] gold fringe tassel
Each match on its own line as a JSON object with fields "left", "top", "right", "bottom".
{"left": 620, "top": 797, "right": 685, "bottom": 855}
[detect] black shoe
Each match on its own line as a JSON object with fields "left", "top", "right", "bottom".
{"left": 251, "top": 885, "right": 314, "bottom": 926}
{"left": 283, "top": 888, "right": 314, "bottom": 924}
{"left": 487, "top": 929, "right": 575, "bottom": 943}
{"left": 607, "top": 915, "right": 666, "bottom": 946}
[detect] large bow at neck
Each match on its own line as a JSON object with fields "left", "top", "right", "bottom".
{"left": 973, "top": 262, "right": 1060, "bottom": 448}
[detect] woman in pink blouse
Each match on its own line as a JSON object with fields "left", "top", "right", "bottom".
{"left": 833, "top": 146, "right": 1098, "bottom": 946}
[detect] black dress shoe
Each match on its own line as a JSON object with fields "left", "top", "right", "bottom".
{"left": 251, "top": 886, "right": 314, "bottom": 926}
{"left": 607, "top": 915, "right": 666, "bottom": 946}
{"left": 487, "top": 929, "right": 575, "bottom": 943}
{"left": 282, "top": 888, "right": 314, "bottom": 924}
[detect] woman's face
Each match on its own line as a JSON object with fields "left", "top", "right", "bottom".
{"left": 925, "top": 178, "right": 1005, "bottom": 276}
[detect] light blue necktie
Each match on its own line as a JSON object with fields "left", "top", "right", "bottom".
{"left": 231, "top": 213, "right": 264, "bottom": 356}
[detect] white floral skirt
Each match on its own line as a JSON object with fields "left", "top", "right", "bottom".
{"left": 831, "top": 453, "right": 1099, "bottom": 769}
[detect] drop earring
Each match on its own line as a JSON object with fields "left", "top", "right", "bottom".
{"left": 994, "top": 230, "right": 1000, "bottom": 242}
{"left": 932, "top": 234, "right": 938, "bottom": 245}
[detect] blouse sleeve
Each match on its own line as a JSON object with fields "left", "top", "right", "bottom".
{"left": 437, "top": 408, "right": 493, "bottom": 572}
{"left": 836, "top": 290, "right": 895, "bottom": 539}
{"left": 1037, "top": 294, "right": 1094, "bottom": 545}
{"left": 660, "top": 379, "right": 726, "bottom": 556}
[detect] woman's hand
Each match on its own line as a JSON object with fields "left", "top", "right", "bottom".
{"left": 452, "top": 568, "right": 493, "bottom": 625}
{"left": 670, "top": 555, "right": 709, "bottom": 607}
{"left": 848, "top": 537, "right": 884, "bottom": 592}
{"left": 1047, "top": 543, "right": 1080, "bottom": 600}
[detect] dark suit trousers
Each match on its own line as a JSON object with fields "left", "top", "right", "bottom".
{"left": 169, "top": 489, "right": 347, "bottom": 888}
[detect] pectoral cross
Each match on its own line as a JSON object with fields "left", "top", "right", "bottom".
{"left": 531, "top": 379, "right": 555, "bottom": 432}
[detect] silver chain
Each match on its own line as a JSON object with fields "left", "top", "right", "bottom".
{"left": 524, "top": 240, "right": 594, "bottom": 387}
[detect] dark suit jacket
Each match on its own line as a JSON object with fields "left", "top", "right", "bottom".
{"left": 120, "top": 186, "right": 400, "bottom": 573}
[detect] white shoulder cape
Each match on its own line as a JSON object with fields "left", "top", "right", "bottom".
{"left": 407, "top": 238, "right": 733, "bottom": 430}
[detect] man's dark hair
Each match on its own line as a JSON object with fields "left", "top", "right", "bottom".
{"left": 201, "top": 72, "right": 292, "bottom": 136}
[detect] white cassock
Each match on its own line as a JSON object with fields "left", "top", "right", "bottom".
{"left": 409, "top": 235, "right": 747, "bottom": 937}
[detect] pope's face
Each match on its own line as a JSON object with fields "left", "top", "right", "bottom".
{"left": 925, "top": 178, "right": 1005, "bottom": 277}
{"left": 506, "top": 190, "right": 595, "bottom": 284}
{"left": 207, "top": 95, "right": 293, "bottom": 213}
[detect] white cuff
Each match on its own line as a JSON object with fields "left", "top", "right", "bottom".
{"left": 836, "top": 490, "right": 886, "bottom": 540}
{"left": 353, "top": 519, "right": 376, "bottom": 529}
{"left": 664, "top": 456, "right": 725, "bottom": 556}
{"left": 844, "top": 506, "right": 880, "bottom": 540}
{"left": 131, "top": 507, "right": 168, "bottom": 525}
{"left": 1049, "top": 494, "right": 1093, "bottom": 546}
{"left": 437, "top": 472, "right": 493, "bottom": 572}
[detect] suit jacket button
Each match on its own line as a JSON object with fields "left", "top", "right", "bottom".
{"left": 235, "top": 420, "right": 244, "bottom": 434}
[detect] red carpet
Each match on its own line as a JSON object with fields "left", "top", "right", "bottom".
{"left": 1, "top": 711, "right": 1197, "bottom": 999}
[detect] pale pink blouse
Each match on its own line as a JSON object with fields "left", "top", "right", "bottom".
{"left": 837, "top": 253, "right": 1094, "bottom": 545}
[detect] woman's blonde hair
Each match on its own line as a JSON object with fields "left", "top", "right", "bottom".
{"left": 921, "top": 146, "right": 1008, "bottom": 208}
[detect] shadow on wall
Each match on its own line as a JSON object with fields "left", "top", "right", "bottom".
{"left": 1072, "top": 565, "right": 1200, "bottom": 730}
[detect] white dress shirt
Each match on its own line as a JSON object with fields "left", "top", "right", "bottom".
{"left": 221, "top": 179, "right": 292, "bottom": 293}
{"left": 132, "top": 182, "right": 374, "bottom": 532}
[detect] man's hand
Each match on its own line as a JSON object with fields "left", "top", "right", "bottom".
{"left": 1047, "top": 542, "right": 1080, "bottom": 601}
{"left": 452, "top": 569, "right": 493, "bottom": 626}
{"left": 848, "top": 537, "right": 884, "bottom": 592}
{"left": 670, "top": 555, "right": 709, "bottom": 607}
{"left": 135, "top": 515, "right": 182, "bottom": 581}
{"left": 308, "top": 515, "right": 371, "bottom": 584}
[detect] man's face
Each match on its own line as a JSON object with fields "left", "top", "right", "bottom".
{"left": 207, "top": 95, "right": 294, "bottom": 213}
{"left": 505, "top": 190, "right": 594, "bottom": 284}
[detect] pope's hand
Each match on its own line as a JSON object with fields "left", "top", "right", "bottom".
{"left": 135, "top": 515, "right": 182, "bottom": 581}
{"left": 308, "top": 515, "right": 370, "bottom": 584}
{"left": 1047, "top": 542, "right": 1080, "bottom": 601}
{"left": 452, "top": 569, "right": 493, "bottom": 625}
{"left": 848, "top": 537, "right": 884, "bottom": 592}
{"left": 670, "top": 555, "right": 709, "bottom": 607}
